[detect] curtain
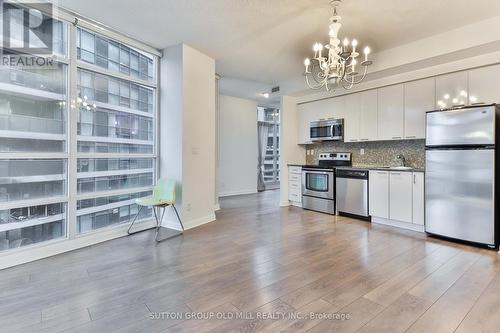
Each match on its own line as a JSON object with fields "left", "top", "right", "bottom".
{"left": 257, "top": 121, "right": 270, "bottom": 192}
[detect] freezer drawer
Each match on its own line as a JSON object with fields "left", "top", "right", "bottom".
{"left": 426, "top": 106, "right": 495, "bottom": 146}
{"left": 425, "top": 149, "right": 495, "bottom": 245}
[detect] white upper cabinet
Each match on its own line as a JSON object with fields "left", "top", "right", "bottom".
{"left": 344, "top": 93, "right": 361, "bottom": 142}
{"left": 435, "top": 71, "right": 468, "bottom": 108}
{"left": 389, "top": 171, "right": 413, "bottom": 223}
{"left": 378, "top": 84, "right": 404, "bottom": 140}
{"left": 404, "top": 78, "right": 435, "bottom": 139}
{"left": 468, "top": 65, "right": 500, "bottom": 105}
{"left": 359, "top": 89, "right": 378, "bottom": 141}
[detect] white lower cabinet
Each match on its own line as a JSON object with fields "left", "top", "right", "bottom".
{"left": 369, "top": 170, "right": 424, "bottom": 231}
{"left": 369, "top": 171, "right": 389, "bottom": 218}
{"left": 288, "top": 166, "right": 302, "bottom": 207}
{"left": 389, "top": 172, "right": 413, "bottom": 223}
{"left": 412, "top": 172, "right": 425, "bottom": 226}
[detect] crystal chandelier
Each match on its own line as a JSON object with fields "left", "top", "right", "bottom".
{"left": 303, "top": 0, "right": 372, "bottom": 91}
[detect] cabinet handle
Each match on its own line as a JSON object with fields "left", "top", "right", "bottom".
{"left": 471, "top": 102, "right": 485, "bottom": 106}
{"left": 392, "top": 172, "right": 401, "bottom": 175}
{"left": 350, "top": 139, "right": 358, "bottom": 142}
{"left": 413, "top": 174, "right": 416, "bottom": 184}
{"left": 360, "top": 138, "right": 369, "bottom": 141}
{"left": 392, "top": 136, "right": 402, "bottom": 139}
{"left": 406, "top": 136, "right": 416, "bottom": 139}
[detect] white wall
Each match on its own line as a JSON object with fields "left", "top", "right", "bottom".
{"left": 279, "top": 96, "right": 306, "bottom": 206}
{"left": 218, "top": 95, "right": 258, "bottom": 197}
{"left": 161, "top": 43, "right": 216, "bottom": 229}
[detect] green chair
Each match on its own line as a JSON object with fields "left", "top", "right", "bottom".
{"left": 127, "top": 179, "right": 184, "bottom": 242}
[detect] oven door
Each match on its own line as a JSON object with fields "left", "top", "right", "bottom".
{"left": 302, "top": 169, "right": 334, "bottom": 199}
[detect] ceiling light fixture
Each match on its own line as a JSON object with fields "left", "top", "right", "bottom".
{"left": 262, "top": 92, "right": 270, "bottom": 98}
{"left": 303, "top": 0, "right": 372, "bottom": 91}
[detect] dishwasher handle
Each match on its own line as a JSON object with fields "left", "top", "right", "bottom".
{"left": 336, "top": 169, "right": 368, "bottom": 179}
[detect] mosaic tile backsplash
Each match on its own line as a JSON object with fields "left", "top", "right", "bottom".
{"left": 305, "top": 139, "right": 426, "bottom": 169}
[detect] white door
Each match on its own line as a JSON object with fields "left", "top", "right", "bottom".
{"left": 435, "top": 71, "right": 468, "bottom": 108}
{"left": 378, "top": 84, "right": 404, "bottom": 140}
{"left": 404, "top": 78, "right": 435, "bottom": 139}
{"left": 412, "top": 172, "right": 424, "bottom": 225}
{"left": 344, "top": 93, "right": 361, "bottom": 142}
{"left": 389, "top": 171, "right": 413, "bottom": 223}
{"left": 468, "top": 64, "right": 500, "bottom": 106}
{"left": 359, "top": 89, "right": 378, "bottom": 141}
{"left": 369, "top": 170, "right": 389, "bottom": 218}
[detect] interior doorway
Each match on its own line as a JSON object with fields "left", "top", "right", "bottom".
{"left": 257, "top": 107, "right": 280, "bottom": 191}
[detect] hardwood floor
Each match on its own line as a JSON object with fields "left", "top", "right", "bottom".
{"left": 1, "top": 190, "right": 499, "bottom": 332}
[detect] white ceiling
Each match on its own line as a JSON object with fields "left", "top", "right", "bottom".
{"left": 59, "top": 0, "right": 500, "bottom": 84}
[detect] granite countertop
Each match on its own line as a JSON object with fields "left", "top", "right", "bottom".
{"left": 337, "top": 165, "right": 425, "bottom": 172}
{"left": 288, "top": 164, "right": 424, "bottom": 172}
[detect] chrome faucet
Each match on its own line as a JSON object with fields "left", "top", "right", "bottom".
{"left": 396, "top": 154, "right": 406, "bottom": 167}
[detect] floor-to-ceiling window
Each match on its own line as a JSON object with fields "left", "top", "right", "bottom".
{"left": 0, "top": 4, "right": 159, "bottom": 252}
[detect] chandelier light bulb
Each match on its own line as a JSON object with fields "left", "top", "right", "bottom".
{"left": 444, "top": 94, "right": 450, "bottom": 100}
{"left": 304, "top": 58, "right": 311, "bottom": 73}
{"left": 363, "top": 46, "right": 370, "bottom": 61}
{"left": 343, "top": 38, "right": 349, "bottom": 46}
{"left": 351, "top": 39, "right": 358, "bottom": 52}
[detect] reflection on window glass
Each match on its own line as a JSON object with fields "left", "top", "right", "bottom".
{"left": 77, "top": 69, "right": 154, "bottom": 113}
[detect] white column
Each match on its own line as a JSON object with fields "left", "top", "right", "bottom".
{"left": 279, "top": 96, "right": 306, "bottom": 206}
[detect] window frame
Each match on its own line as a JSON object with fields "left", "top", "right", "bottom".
{"left": 0, "top": 6, "right": 161, "bottom": 254}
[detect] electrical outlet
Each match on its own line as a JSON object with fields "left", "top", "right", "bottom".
{"left": 360, "top": 148, "right": 365, "bottom": 155}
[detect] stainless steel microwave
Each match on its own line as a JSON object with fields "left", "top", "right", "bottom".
{"left": 310, "top": 119, "right": 344, "bottom": 141}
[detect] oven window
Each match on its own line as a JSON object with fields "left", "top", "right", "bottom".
{"left": 306, "top": 173, "right": 329, "bottom": 192}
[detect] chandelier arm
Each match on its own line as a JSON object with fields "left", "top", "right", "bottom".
{"left": 347, "top": 66, "right": 369, "bottom": 85}
{"left": 305, "top": 74, "right": 328, "bottom": 90}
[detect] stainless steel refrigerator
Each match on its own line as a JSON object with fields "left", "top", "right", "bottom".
{"left": 425, "top": 104, "right": 498, "bottom": 247}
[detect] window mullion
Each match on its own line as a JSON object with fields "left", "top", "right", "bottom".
{"left": 67, "top": 24, "right": 79, "bottom": 240}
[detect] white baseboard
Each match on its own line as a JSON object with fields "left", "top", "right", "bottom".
{"left": 214, "top": 203, "right": 221, "bottom": 211}
{"left": 0, "top": 219, "right": 157, "bottom": 270}
{"left": 372, "top": 217, "right": 425, "bottom": 233}
{"left": 219, "top": 189, "right": 257, "bottom": 197}
{"left": 184, "top": 213, "right": 216, "bottom": 230}
{"left": 280, "top": 201, "right": 290, "bottom": 207}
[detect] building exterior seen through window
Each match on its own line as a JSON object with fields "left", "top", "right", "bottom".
{"left": 257, "top": 107, "right": 280, "bottom": 188}
{"left": 0, "top": 4, "right": 158, "bottom": 251}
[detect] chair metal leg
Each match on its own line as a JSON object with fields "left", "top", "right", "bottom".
{"left": 128, "top": 205, "right": 156, "bottom": 235}
{"left": 155, "top": 204, "right": 184, "bottom": 242}
{"left": 172, "top": 204, "right": 184, "bottom": 231}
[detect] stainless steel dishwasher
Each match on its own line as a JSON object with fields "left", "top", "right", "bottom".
{"left": 335, "top": 169, "right": 370, "bottom": 220}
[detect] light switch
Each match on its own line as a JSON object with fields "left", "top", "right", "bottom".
{"left": 360, "top": 148, "right": 365, "bottom": 155}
